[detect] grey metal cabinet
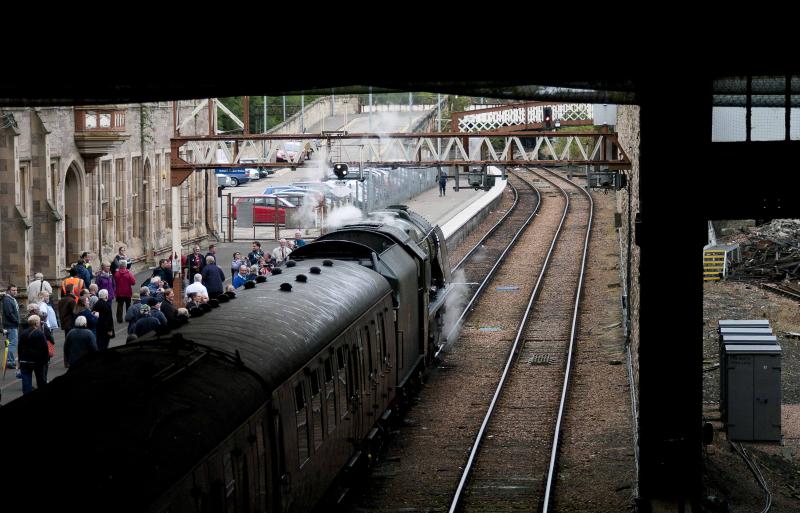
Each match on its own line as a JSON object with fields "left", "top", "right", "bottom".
{"left": 725, "top": 344, "right": 782, "bottom": 442}
{"left": 719, "top": 334, "right": 777, "bottom": 422}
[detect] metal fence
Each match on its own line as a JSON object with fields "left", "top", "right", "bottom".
{"left": 349, "top": 166, "right": 441, "bottom": 213}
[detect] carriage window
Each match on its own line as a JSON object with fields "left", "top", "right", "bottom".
{"left": 223, "top": 452, "right": 235, "bottom": 498}
{"left": 310, "top": 369, "right": 324, "bottom": 449}
{"left": 255, "top": 422, "right": 267, "bottom": 509}
{"left": 375, "top": 319, "right": 383, "bottom": 369}
{"left": 350, "top": 344, "right": 361, "bottom": 400}
{"left": 294, "top": 382, "right": 309, "bottom": 465}
{"left": 324, "top": 358, "right": 337, "bottom": 434}
{"left": 337, "top": 346, "right": 348, "bottom": 419}
{"left": 378, "top": 312, "right": 388, "bottom": 367}
{"left": 364, "top": 326, "right": 374, "bottom": 378}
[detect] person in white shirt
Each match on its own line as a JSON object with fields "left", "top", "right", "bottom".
{"left": 27, "top": 273, "right": 53, "bottom": 303}
{"left": 271, "top": 238, "right": 292, "bottom": 264}
{"left": 184, "top": 273, "right": 209, "bottom": 299}
{"left": 37, "top": 291, "right": 59, "bottom": 331}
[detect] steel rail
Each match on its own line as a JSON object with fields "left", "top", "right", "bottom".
{"left": 452, "top": 179, "right": 520, "bottom": 273}
{"left": 447, "top": 167, "right": 574, "bottom": 513}
{"left": 540, "top": 167, "right": 594, "bottom": 513}
{"left": 434, "top": 170, "right": 540, "bottom": 360}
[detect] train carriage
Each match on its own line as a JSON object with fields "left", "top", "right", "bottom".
{"left": 0, "top": 206, "right": 450, "bottom": 513}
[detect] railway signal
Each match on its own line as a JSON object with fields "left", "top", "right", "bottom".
{"left": 543, "top": 107, "right": 553, "bottom": 129}
{"left": 333, "top": 163, "right": 348, "bottom": 179}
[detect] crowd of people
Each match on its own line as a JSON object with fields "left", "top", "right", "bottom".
{"left": 0, "top": 234, "right": 309, "bottom": 398}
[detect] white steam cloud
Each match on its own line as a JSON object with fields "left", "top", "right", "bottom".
{"left": 325, "top": 205, "right": 365, "bottom": 230}
{"left": 442, "top": 269, "right": 470, "bottom": 342}
{"left": 310, "top": 145, "right": 330, "bottom": 182}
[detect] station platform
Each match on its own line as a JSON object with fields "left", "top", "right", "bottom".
{"left": 0, "top": 177, "right": 505, "bottom": 405}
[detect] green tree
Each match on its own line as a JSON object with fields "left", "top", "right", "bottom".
{"left": 216, "top": 95, "right": 323, "bottom": 133}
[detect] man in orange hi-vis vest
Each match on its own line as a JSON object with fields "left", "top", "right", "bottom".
{"left": 61, "top": 267, "right": 85, "bottom": 303}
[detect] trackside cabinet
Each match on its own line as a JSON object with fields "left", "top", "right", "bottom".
{"left": 718, "top": 334, "right": 777, "bottom": 422}
{"left": 725, "top": 344, "right": 782, "bottom": 442}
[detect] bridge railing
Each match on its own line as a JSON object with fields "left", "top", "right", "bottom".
{"left": 169, "top": 131, "right": 631, "bottom": 186}
{"left": 455, "top": 102, "right": 595, "bottom": 132}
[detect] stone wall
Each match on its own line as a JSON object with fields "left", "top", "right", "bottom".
{"left": 0, "top": 102, "right": 215, "bottom": 299}
{"left": 616, "top": 105, "right": 641, "bottom": 400}
{"left": 268, "top": 96, "right": 360, "bottom": 135}
{"left": 0, "top": 124, "right": 27, "bottom": 288}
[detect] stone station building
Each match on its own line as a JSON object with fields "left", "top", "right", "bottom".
{"left": 0, "top": 102, "right": 217, "bottom": 300}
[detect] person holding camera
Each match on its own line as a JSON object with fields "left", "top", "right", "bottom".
{"left": 1, "top": 285, "right": 20, "bottom": 369}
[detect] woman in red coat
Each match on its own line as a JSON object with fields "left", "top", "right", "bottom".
{"left": 112, "top": 260, "right": 137, "bottom": 324}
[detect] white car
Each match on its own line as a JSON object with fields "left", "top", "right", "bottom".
{"left": 216, "top": 175, "right": 234, "bottom": 188}
{"left": 240, "top": 158, "right": 273, "bottom": 178}
{"left": 276, "top": 141, "right": 312, "bottom": 163}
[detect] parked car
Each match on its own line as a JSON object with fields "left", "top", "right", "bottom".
{"left": 215, "top": 167, "right": 252, "bottom": 187}
{"left": 241, "top": 158, "right": 274, "bottom": 179}
{"left": 262, "top": 185, "right": 326, "bottom": 205}
{"left": 262, "top": 185, "right": 296, "bottom": 195}
{"left": 233, "top": 195, "right": 297, "bottom": 224}
{"left": 274, "top": 188, "right": 326, "bottom": 206}
{"left": 291, "top": 181, "right": 338, "bottom": 201}
{"left": 276, "top": 141, "right": 312, "bottom": 163}
{"left": 216, "top": 175, "right": 234, "bottom": 188}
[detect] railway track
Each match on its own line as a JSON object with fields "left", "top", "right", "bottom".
{"left": 338, "top": 168, "right": 592, "bottom": 513}
{"left": 450, "top": 167, "right": 593, "bottom": 512}
{"left": 436, "top": 170, "right": 540, "bottom": 358}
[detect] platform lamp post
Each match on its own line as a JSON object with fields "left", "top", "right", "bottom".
{"left": 170, "top": 184, "right": 183, "bottom": 307}
{"left": 437, "top": 93, "right": 441, "bottom": 157}
{"left": 170, "top": 103, "right": 183, "bottom": 306}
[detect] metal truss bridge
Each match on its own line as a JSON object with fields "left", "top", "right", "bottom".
{"left": 453, "top": 101, "right": 596, "bottom": 132}
{"left": 169, "top": 130, "right": 630, "bottom": 186}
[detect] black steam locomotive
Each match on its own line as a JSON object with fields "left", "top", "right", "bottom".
{"left": 0, "top": 206, "right": 451, "bottom": 513}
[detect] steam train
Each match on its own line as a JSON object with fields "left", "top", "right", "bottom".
{"left": 0, "top": 206, "right": 451, "bottom": 513}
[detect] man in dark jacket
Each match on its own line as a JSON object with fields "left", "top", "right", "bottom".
{"left": 147, "top": 297, "right": 169, "bottom": 327}
{"left": 200, "top": 256, "right": 225, "bottom": 299}
{"left": 186, "top": 245, "right": 205, "bottom": 280}
{"left": 185, "top": 292, "right": 200, "bottom": 311}
{"left": 57, "top": 285, "right": 77, "bottom": 335}
{"left": 151, "top": 259, "right": 174, "bottom": 286}
{"left": 64, "top": 315, "right": 98, "bottom": 368}
{"left": 110, "top": 246, "right": 127, "bottom": 275}
{"left": 133, "top": 305, "right": 161, "bottom": 337}
{"left": 161, "top": 288, "right": 179, "bottom": 325}
{"left": 247, "top": 241, "right": 264, "bottom": 265}
{"left": 92, "top": 289, "right": 115, "bottom": 350}
{"left": 125, "top": 287, "right": 150, "bottom": 334}
{"left": 18, "top": 314, "right": 48, "bottom": 394}
{"left": 75, "top": 252, "right": 93, "bottom": 286}
{"left": 1, "top": 285, "right": 21, "bottom": 368}
{"left": 204, "top": 244, "right": 218, "bottom": 264}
